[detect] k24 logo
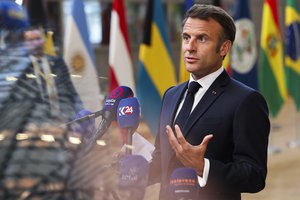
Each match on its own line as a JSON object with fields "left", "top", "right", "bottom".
{"left": 118, "top": 106, "right": 133, "bottom": 116}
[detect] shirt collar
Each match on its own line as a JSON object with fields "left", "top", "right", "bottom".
{"left": 189, "top": 67, "right": 224, "bottom": 90}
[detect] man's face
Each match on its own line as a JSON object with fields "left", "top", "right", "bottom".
{"left": 24, "top": 29, "right": 45, "bottom": 57}
{"left": 181, "top": 17, "right": 231, "bottom": 80}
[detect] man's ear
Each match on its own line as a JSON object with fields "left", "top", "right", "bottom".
{"left": 220, "top": 40, "right": 232, "bottom": 57}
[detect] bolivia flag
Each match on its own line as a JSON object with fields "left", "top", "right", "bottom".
{"left": 285, "top": 0, "right": 300, "bottom": 110}
{"left": 137, "top": 0, "right": 176, "bottom": 135}
{"left": 258, "top": 0, "right": 287, "bottom": 117}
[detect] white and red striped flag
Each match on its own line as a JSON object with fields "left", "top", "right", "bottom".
{"left": 109, "top": 0, "right": 135, "bottom": 94}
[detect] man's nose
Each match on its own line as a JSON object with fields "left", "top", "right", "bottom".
{"left": 186, "top": 39, "right": 196, "bottom": 51}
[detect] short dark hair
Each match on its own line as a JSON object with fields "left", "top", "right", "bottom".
{"left": 23, "top": 26, "right": 43, "bottom": 38}
{"left": 182, "top": 4, "right": 236, "bottom": 46}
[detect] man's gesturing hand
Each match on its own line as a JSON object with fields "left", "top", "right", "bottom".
{"left": 166, "top": 125, "right": 213, "bottom": 176}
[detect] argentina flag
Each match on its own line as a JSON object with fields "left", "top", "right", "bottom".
{"left": 63, "top": 0, "right": 102, "bottom": 112}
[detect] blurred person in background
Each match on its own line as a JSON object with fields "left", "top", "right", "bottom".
{"left": 0, "top": 3, "right": 84, "bottom": 198}
{"left": 22, "top": 27, "right": 83, "bottom": 126}
{"left": 0, "top": 2, "right": 82, "bottom": 133}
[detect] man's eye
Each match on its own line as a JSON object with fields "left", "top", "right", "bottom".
{"left": 182, "top": 35, "right": 189, "bottom": 41}
{"left": 198, "top": 36, "right": 206, "bottom": 42}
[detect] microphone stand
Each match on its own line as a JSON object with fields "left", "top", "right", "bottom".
{"left": 125, "top": 127, "right": 134, "bottom": 155}
{"left": 66, "top": 110, "right": 103, "bottom": 126}
{"left": 77, "top": 111, "right": 113, "bottom": 157}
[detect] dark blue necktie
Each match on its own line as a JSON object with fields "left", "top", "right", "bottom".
{"left": 175, "top": 81, "right": 201, "bottom": 129}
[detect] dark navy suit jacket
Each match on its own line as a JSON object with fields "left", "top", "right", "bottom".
{"left": 149, "top": 70, "right": 270, "bottom": 200}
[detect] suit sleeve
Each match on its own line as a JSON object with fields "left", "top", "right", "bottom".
{"left": 208, "top": 91, "right": 270, "bottom": 193}
{"left": 147, "top": 86, "right": 175, "bottom": 185}
{"left": 147, "top": 132, "right": 162, "bottom": 185}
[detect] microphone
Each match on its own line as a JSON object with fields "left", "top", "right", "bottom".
{"left": 169, "top": 168, "right": 200, "bottom": 200}
{"left": 119, "top": 155, "right": 149, "bottom": 200}
{"left": 93, "top": 86, "right": 134, "bottom": 140}
{"left": 67, "top": 86, "right": 133, "bottom": 125}
{"left": 117, "top": 97, "right": 140, "bottom": 154}
{"left": 70, "top": 109, "right": 96, "bottom": 141}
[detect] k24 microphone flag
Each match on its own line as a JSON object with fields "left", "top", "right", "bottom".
{"left": 63, "top": 0, "right": 102, "bottom": 112}
{"left": 285, "top": 0, "right": 300, "bottom": 110}
{"left": 231, "top": 0, "right": 258, "bottom": 90}
{"left": 117, "top": 97, "right": 140, "bottom": 131}
{"left": 109, "top": 0, "right": 135, "bottom": 94}
{"left": 137, "top": 0, "right": 176, "bottom": 136}
{"left": 259, "top": 0, "right": 287, "bottom": 117}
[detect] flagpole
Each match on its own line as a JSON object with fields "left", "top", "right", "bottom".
{"left": 288, "top": 109, "right": 300, "bottom": 148}
{"left": 268, "top": 120, "right": 282, "bottom": 154}
{"left": 285, "top": 0, "right": 300, "bottom": 148}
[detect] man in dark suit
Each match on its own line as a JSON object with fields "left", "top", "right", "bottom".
{"left": 148, "top": 4, "right": 270, "bottom": 200}
{"left": 0, "top": 27, "right": 82, "bottom": 133}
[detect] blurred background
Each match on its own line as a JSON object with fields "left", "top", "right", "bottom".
{"left": 0, "top": 0, "right": 300, "bottom": 199}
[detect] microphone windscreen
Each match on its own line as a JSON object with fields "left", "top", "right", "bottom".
{"left": 169, "top": 168, "right": 199, "bottom": 200}
{"left": 117, "top": 97, "right": 140, "bottom": 130}
{"left": 103, "top": 86, "right": 134, "bottom": 120}
{"left": 119, "top": 155, "right": 149, "bottom": 200}
{"left": 72, "top": 109, "right": 95, "bottom": 139}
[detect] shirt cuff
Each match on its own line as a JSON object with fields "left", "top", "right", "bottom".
{"left": 197, "top": 158, "right": 210, "bottom": 187}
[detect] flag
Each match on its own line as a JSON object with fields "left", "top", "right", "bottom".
{"left": 179, "top": 0, "right": 194, "bottom": 83}
{"left": 137, "top": 0, "right": 176, "bottom": 135}
{"left": 184, "top": 0, "right": 194, "bottom": 11}
{"left": 223, "top": 53, "right": 232, "bottom": 76}
{"left": 258, "top": 0, "right": 287, "bottom": 117}
{"left": 109, "top": 0, "right": 135, "bottom": 93}
{"left": 231, "top": 0, "right": 258, "bottom": 89}
{"left": 43, "top": 30, "right": 56, "bottom": 56}
{"left": 24, "top": 0, "right": 56, "bottom": 56}
{"left": 64, "top": 0, "right": 102, "bottom": 112}
{"left": 285, "top": 0, "right": 300, "bottom": 110}
{"left": 212, "top": 0, "right": 233, "bottom": 76}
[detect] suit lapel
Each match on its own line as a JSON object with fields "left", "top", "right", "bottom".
{"left": 163, "top": 82, "right": 188, "bottom": 158}
{"left": 170, "top": 82, "right": 189, "bottom": 123}
{"left": 183, "top": 70, "right": 230, "bottom": 137}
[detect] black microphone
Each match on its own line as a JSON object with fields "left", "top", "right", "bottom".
{"left": 169, "top": 168, "right": 200, "bottom": 200}
{"left": 117, "top": 97, "right": 140, "bottom": 154}
{"left": 91, "top": 86, "right": 134, "bottom": 143}
{"left": 118, "top": 155, "right": 149, "bottom": 200}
